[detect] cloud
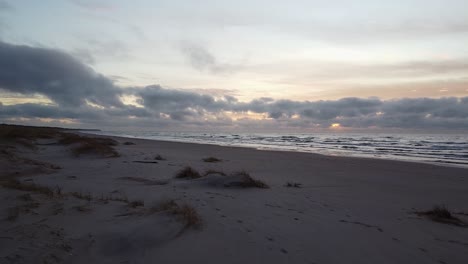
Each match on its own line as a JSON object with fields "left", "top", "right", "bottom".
{"left": 1, "top": 41, "right": 467, "bottom": 131}
{"left": 0, "top": 41, "right": 122, "bottom": 107}
{"left": 134, "top": 85, "right": 232, "bottom": 120}
{"left": 180, "top": 42, "right": 241, "bottom": 74}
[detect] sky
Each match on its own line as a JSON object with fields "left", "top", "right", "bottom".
{"left": 0, "top": 0, "right": 467, "bottom": 132}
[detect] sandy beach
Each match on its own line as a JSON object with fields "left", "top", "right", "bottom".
{"left": 1, "top": 125, "right": 468, "bottom": 264}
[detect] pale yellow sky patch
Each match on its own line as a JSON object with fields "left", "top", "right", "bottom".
{"left": 0, "top": 93, "right": 55, "bottom": 106}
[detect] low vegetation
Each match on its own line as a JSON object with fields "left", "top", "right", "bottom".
{"left": 58, "top": 133, "right": 117, "bottom": 146}
{"left": 175, "top": 167, "right": 269, "bottom": 188}
{"left": 416, "top": 205, "right": 466, "bottom": 227}
{"left": 70, "top": 191, "right": 93, "bottom": 202}
{"left": 230, "top": 171, "right": 269, "bottom": 189}
{"left": 0, "top": 124, "right": 119, "bottom": 158}
{"left": 0, "top": 179, "right": 151, "bottom": 216}
{"left": 73, "top": 204, "right": 92, "bottom": 213}
{"left": 129, "top": 200, "right": 145, "bottom": 208}
{"left": 0, "top": 179, "right": 60, "bottom": 198}
{"left": 154, "top": 154, "right": 166, "bottom": 160}
{"left": 59, "top": 133, "right": 119, "bottom": 157}
{"left": 0, "top": 124, "right": 61, "bottom": 151}
{"left": 155, "top": 200, "right": 202, "bottom": 230}
{"left": 202, "top": 157, "right": 222, "bottom": 163}
{"left": 0, "top": 124, "right": 61, "bottom": 141}
{"left": 175, "top": 166, "right": 202, "bottom": 179}
{"left": 285, "top": 182, "right": 302, "bottom": 188}
{"left": 13, "top": 138, "right": 37, "bottom": 150}
{"left": 71, "top": 143, "right": 119, "bottom": 157}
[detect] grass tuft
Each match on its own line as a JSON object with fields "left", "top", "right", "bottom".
{"left": 177, "top": 204, "right": 201, "bottom": 229}
{"left": 416, "top": 205, "right": 466, "bottom": 227}
{"left": 175, "top": 166, "right": 202, "bottom": 179}
{"left": 202, "top": 157, "right": 222, "bottom": 163}
{"left": 70, "top": 191, "right": 92, "bottom": 201}
{"left": 0, "top": 179, "right": 58, "bottom": 197}
{"left": 230, "top": 171, "right": 269, "bottom": 189}
{"left": 155, "top": 200, "right": 202, "bottom": 229}
{"left": 154, "top": 154, "right": 166, "bottom": 161}
{"left": 129, "top": 200, "right": 145, "bottom": 208}
{"left": 285, "top": 182, "right": 302, "bottom": 188}
{"left": 73, "top": 204, "right": 92, "bottom": 213}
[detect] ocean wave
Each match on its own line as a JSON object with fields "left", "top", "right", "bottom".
{"left": 88, "top": 131, "right": 468, "bottom": 168}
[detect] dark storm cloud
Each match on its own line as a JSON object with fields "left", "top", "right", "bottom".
{"left": 230, "top": 96, "right": 468, "bottom": 129}
{"left": 230, "top": 97, "right": 383, "bottom": 120}
{"left": 0, "top": 41, "right": 123, "bottom": 107}
{"left": 383, "top": 97, "right": 468, "bottom": 119}
{"left": 135, "top": 85, "right": 230, "bottom": 111}
{"left": 0, "top": 41, "right": 467, "bottom": 131}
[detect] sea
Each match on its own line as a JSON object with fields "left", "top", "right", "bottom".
{"left": 86, "top": 131, "right": 468, "bottom": 168}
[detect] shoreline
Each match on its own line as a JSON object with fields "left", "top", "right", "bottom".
{"left": 84, "top": 131, "right": 468, "bottom": 170}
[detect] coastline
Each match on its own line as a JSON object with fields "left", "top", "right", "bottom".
{"left": 84, "top": 131, "right": 468, "bottom": 170}
{"left": 1, "top": 126, "right": 468, "bottom": 263}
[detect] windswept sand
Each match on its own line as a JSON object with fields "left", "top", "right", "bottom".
{"left": 1, "top": 128, "right": 468, "bottom": 264}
